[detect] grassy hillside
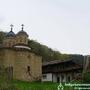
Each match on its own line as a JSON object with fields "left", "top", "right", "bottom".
{"left": 0, "top": 31, "right": 70, "bottom": 62}
{"left": 0, "top": 31, "right": 84, "bottom": 62}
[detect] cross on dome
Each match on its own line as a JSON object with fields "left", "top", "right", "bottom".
{"left": 10, "top": 24, "right": 14, "bottom": 31}
{"left": 21, "top": 24, "right": 24, "bottom": 31}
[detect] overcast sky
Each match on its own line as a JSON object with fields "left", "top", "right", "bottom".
{"left": 0, "top": 0, "right": 90, "bottom": 55}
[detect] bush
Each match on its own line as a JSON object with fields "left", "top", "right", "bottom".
{"left": 0, "top": 66, "right": 18, "bottom": 90}
{"left": 83, "top": 72, "right": 90, "bottom": 83}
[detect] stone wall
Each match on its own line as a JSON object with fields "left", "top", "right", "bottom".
{"left": 0, "top": 48, "right": 42, "bottom": 82}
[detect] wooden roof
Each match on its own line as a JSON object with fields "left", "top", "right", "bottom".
{"left": 43, "top": 59, "right": 74, "bottom": 66}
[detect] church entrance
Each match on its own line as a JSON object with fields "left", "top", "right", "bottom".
{"left": 6, "top": 66, "right": 13, "bottom": 80}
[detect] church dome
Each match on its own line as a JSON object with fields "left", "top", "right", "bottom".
{"left": 6, "top": 30, "right": 15, "bottom": 37}
{"left": 17, "top": 24, "right": 28, "bottom": 37}
{"left": 17, "top": 30, "right": 28, "bottom": 37}
{"left": 6, "top": 24, "right": 15, "bottom": 37}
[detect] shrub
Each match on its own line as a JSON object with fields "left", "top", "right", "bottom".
{"left": 83, "top": 72, "right": 90, "bottom": 83}
{"left": 0, "top": 66, "right": 18, "bottom": 90}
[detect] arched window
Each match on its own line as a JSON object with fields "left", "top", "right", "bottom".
{"left": 25, "top": 37, "right": 27, "bottom": 43}
{"left": 20, "top": 39, "right": 23, "bottom": 42}
{"left": 27, "top": 66, "right": 30, "bottom": 72}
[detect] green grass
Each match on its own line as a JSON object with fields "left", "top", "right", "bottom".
{"left": 12, "top": 80, "right": 83, "bottom": 90}
{"left": 13, "top": 80, "right": 81, "bottom": 90}
{"left": 13, "top": 80, "right": 59, "bottom": 90}
{"left": 0, "top": 79, "right": 83, "bottom": 90}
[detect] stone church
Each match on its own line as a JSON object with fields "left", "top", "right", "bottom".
{"left": 0, "top": 24, "right": 42, "bottom": 81}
